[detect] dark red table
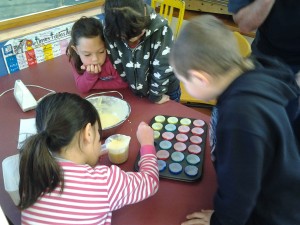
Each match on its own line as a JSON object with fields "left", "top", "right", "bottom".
{"left": 0, "top": 55, "right": 216, "bottom": 225}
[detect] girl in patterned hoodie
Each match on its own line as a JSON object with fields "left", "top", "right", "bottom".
{"left": 104, "top": 0, "right": 181, "bottom": 104}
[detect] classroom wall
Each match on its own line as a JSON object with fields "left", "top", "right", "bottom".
{"left": 0, "top": 7, "right": 104, "bottom": 77}
{"left": 0, "top": 0, "right": 152, "bottom": 77}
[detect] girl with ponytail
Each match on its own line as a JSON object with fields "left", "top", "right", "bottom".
{"left": 19, "top": 92, "right": 159, "bottom": 224}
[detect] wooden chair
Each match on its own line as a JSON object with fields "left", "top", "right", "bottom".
{"left": 151, "top": 0, "right": 185, "bottom": 38}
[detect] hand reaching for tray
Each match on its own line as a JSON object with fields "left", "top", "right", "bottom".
{"left": 136, "top": 121, "right": 154, "bottom": 146}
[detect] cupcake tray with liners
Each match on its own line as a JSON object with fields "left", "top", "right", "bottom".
{"left": 134, "top": 115, "right": 207, "bottom": 182}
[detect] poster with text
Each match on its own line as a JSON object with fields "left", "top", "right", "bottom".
{"left": 1, "top": 22, "right": 72, "bottom": 74}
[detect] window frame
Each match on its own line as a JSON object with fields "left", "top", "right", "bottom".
{"left": 0, "top": 0, "right": 105, "bottom": 31}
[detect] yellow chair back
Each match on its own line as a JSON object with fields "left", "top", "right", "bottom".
{"left": 151, "top": 0, "right": 185, "bottom": 38}
{"left": 233, "top": 31, "right": 251, "bottom": 57}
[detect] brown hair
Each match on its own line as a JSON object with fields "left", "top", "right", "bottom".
{"left": 66, "top": 17, "right": 105, "bottom": 74}
{"left": 170, "top": 15, "right": 252, "bottom": 79}
{"left": 104, "top": 0, "right": 150, "bottom": 41}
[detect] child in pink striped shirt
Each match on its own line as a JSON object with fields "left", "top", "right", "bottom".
{"left": 67, "top": 17, "right": 128, "bottom": 93}
{"left": 18, "top": 92, "right": 159, "bottom": 224}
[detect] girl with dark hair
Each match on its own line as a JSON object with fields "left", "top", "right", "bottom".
{"left": 19, "top": 92, "right": 159, "bottom": 224}
{"left": 66, "top": 17, "right": 128, "bottom": 93}
{"left": 104, "top": 0, "right": 181, "bottom": 104}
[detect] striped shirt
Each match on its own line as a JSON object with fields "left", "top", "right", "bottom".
{"left": 22, "top": 145, "right": 159, "bottom": 225}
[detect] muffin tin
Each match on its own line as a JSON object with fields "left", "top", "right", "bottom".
{"left": 134, "top": 115, "right": 207, "bottom": 182}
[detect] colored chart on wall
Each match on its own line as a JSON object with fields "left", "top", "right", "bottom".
{"left": 1, "top": 23, "right": 73, "bottom": 74}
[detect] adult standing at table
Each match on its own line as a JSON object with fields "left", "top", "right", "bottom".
{"left": 228, "top": 0, "right": 300, "bottom": 75}
{"left": 103, "top": 0, "right": 181, "bottom": 104}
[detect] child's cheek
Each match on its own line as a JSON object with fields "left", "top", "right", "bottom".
{"left": 80, "top": 56, "right": 91, "bottom": 66}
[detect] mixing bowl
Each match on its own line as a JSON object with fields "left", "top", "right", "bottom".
{"left": 86, "top": 91, "right": 131, "bottom": 138}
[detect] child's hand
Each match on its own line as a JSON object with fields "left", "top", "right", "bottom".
{"left": 136, "top": 121, "right": 154, "bottom": 146}
{"left": 155, "top": 94, "right": 170, "bottom": 104}
{"left": 181, "top": 210, "right": 214, "bottom": 225}
{"left": 81, "top": 64, "right": 102, "bottom": 74}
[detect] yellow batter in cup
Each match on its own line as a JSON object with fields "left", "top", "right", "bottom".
{"left": 105, "top": 134, "right": 131, "bottom": 164}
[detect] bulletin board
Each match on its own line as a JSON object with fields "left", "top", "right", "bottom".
{"left": 1, "top": 22, "right": 73, "bottom": 75}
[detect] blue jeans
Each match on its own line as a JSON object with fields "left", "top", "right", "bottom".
{"left": 168, "top": 86, "right": 181, "bottom": 102}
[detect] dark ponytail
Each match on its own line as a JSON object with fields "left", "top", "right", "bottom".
{"left": 18, "top": 92, "right": 101, "bottom": 210}
{"left": 19, "top": 133, "right": 61, "bottom": 209}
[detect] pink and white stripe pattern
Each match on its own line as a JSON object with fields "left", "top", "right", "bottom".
{"left": 22, "top": 145, "right": 159, "bottom": 225}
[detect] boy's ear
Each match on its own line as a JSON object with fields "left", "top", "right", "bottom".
{"left": 82, "top": 123, "right": 93, "bottom": 144}
{"left": 188, "top": 69, "right": 210, "bottom": 87}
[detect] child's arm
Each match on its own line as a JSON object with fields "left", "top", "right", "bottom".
{"left": 71, "top": 58, "right": 128, "bottom": 93}
{"left": 106, "top": 122, "right": 159, "bottom": 211}
{"left": 71, "top": 66, "right": 101, "bottom": 93}
{"left": 91, "top": 57, "right": 128, "bottom": 90}
{"left": 230, "top": 0, "right": 275, "bottom": 33}
{"left": 149, "top": 25, "right": 177, "bottom": 103}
